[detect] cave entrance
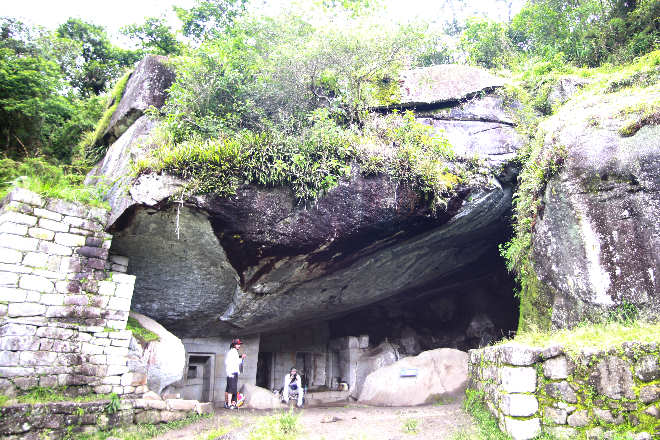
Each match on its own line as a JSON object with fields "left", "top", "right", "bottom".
{"left": 256, "top": 352, "right": 273, "bottom": 389}
{"left": 256, "top": 245, "right": 519, "bottom": 399}
{"left": 182, "top": 354, "right": 215, "bottom": 402}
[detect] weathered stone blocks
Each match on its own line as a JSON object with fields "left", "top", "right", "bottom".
{"left": 501, "top": 393, "right": 539, "bottom": 417}
{"left": 0, "top": 189, "right": 138, "bottom": 399}
{"left": 635, "top": 355, "right": 659, "bottom": 382}
{"left": 504, "top": 416, "right": 541, "bottom": 440}
{"left": 501, "top": 366, "right": 537, "bottom": 393}
{"left": 591, "top": 356, "right": 635, "bottom": 400}
{"left": 543, "top": 355, "right": 572, "bottom": 380}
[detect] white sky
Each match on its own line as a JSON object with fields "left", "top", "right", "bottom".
{"left": 3, "top": 0, "right": 523, "bottom": 45}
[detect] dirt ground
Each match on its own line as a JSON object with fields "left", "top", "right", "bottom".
{"left": 153, "top": 399, "right": 477, "bottom": 440}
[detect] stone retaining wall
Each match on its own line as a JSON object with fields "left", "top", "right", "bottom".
{"left": 468, "top": 342, "right": 659, "bottom": 440}
{"left": 0, "top": 397, "right": 213, "bottom": 439}
{"left": 0, "top": 189, "right": 141, "bottom": 396}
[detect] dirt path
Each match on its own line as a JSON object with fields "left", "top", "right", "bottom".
{"left": 154, "top": 399, "right": 477, "bottom": 440}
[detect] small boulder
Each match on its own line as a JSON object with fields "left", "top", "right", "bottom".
{"left": 352, "top": 341, "right": 399, "bottom": 399}
{"left": 358, "top": 348, "right": 468, "bottom": 406}
{"left": 129, "top": 311, "right": 185, "bottom": 395}
{"left": 241, "top": 383, "right": 283, "bottom": 410}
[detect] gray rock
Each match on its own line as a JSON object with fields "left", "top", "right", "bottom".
{"left": 594, "top": 408, "right": 625, "bottom": 424}
{"left": 129, "top": 312, "right": 185, "bottom": 395}
{"left": 567, "top": 409, "right": 589, "bottom": 427}
{"left": 545, "top": 381, "right": 578, "bottom": 404}
{"left": 635, "top": 355, "right": 660, "bottom": 382}
{"left": 503, "top": 417, "right": 541, "bottom": 440}
{"left": 587, "top": 427, "right": 615, "bottom": 440}
{"left": 501, "top": 393, "right": 538, "bottom": 417}
{"left": 352, "top": 341, "right": 399, "bottom": 399}
{"left": 640, "top": 385, "right": 659, "bottom": 404}
{"left": 543, "top": 355, "right": 572, "bottom": 380}
{"left": 102, "top": 55, "right": 174, "bottom": 147}
{"left": 465, "top": 313, "right": 496, "bottom": 347}
{"left": 590, "top": 356, "right": 635, "bottom": 400}
{"left": 643, "top": 404, "right": 659, "bottom": 418}
{"left": 499, "top": 344, "right": 540, "bottom": 366}
{"left": 532, "top": 89, "right": 660, "bottom": 327}
{"left": 394, "top": 64, "right": 505, "bottom": 108}
{"left": 358, "top": 348, "right": 467, "bottom": 406}
{"left": 399, "top": 327, "right": 422, "bottom": 355}
{"left": 241, "top": 383, "right": 283, "bottom": 410}
{"left": 501, "top": 367, "right": 537, "bottom": 393}
{"left": 546, "top": 77, "right": 589, "bottom": 110}
{"left": 544, "top": 406, "right": 568, "bottom": 425}
{"left": 546, "top": 426, "right": 578, "bottom": 440}
{"left": 88, "top": 62, "right": 522, "bottom": 336}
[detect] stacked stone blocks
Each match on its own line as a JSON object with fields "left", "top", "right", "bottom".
{"left": 0, "top": 188, "right": 141, "bottom": 396}
{"left": 0, "top": 397, "right": 213, "bottom": 439}
{"left": 469, "top": 342, "right": 659, "bottom": 440}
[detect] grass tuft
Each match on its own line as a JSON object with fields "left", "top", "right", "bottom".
{"left": 126, "top": 316, "right": 160, "bottom": 344}
{"left": 249, "top": 409, "right": 301, "bottom": 440}
{"left": 0, "top": 386, "right": 113, "bottom": 407}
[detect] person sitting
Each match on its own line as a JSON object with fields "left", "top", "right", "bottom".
{"left": 282, "top": 366, "right": 304, "bottom": 407}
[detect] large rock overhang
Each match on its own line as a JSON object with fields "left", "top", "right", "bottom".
{"left": 109, "top": 174, "right": 513, "bottom": 337}
{"left": 89, "top": 57, "right": 523, "bottom": 338}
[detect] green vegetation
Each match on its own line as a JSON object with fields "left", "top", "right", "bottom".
{"left": 0, "top": 386, "right": 113, "bottom": 406}
{"left": 449, "top": 389, "right": 511, "bottom": 440}
{"left": 249, "top": 409, "right": 300, "bottom": 440}
{"left": 83, "top": 69, "right": 133, "bottom": 163}
{"left": 196, "top": 425, "right": 231, "bottom": 440}
{"left": 511, "top": 319, "right": 660, "bottom": 356}
{"left": 73, "top": 413, "right": 212, "bottom": 440}
{"left": 0, "top": 157, "right": 109, "bottom": 207}
{"left": 499, "top": 49, "right": 660, "bottom": 332}
{"left": 126, "top": 316, "right": 160, "bottom": 344}
{"left": 402, "top": 417, "right": 419, "bottom": 434}
{"left": 137, "top": 109, "right": 464, "bottom": 209}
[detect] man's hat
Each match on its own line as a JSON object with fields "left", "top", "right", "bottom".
{"left": 232, "top": 338, "right": 242, "bottom": 345}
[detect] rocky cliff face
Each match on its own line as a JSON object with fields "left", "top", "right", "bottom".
{"left": 530, "top": 75, "right": 659, "bottom": 327}
{"left": 87, "top": 56, "right": 522, "bottom": 338}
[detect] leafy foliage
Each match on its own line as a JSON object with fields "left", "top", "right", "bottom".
{"left": 56, "top": 18, "right": 139, "bottom": 97}
{"left": 174, "top": 0, "right": 248, "bottom": 42}
{"left": 0, "top": 157, "right": 109, "bottom": 207}
{"left": 121, "top": 17, "right": 182, "bottom": 56}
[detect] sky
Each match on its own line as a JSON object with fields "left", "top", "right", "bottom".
{"left": 3, "top": 0, "right": 524, "bottom": 45}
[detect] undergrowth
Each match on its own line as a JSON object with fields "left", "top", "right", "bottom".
{"left": 126, "top": 316, "right": 160, "bottom": 344}
{"left": 0, "top": 157, "right": 109, "bottom": 208}
{"left": 83, "top": 69, "right": 133, "bottom": 164}
{"left": 449, "top": 389, "right": 511, "bottom": 440}
{"left": 249, "top": 409, "right": 301, "bottom": 440}
{"left": 73, "top": 413, "right": 212, "bottom": 440}
{"left": 137, "top": 109, "right": 467, "bottom": 212}
{"left": 0, "top": 386, "right": 113, "bottom": 406}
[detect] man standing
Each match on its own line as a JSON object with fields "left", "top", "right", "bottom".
{"left": 224, "top": 338, "right": 246, "bottom": 409}
{"left": 282, "top": 366, "right": 304, "bottom": 408}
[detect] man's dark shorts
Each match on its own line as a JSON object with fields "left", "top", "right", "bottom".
{"left": 226, "top": 373, "right": 238, "bottom": 394}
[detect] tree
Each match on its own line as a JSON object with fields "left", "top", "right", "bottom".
{"left": 0, "top": 17, "right": 104, "bottom": 162}
{"left": 56, "top": 18, "right": 139, "bottom": 96}
{"left": 174, "top": 0, "right": 248, "bottom": 42}
{"left": 122, "top": 17, "right": 182, "bottom": 56}
{"left": 460, "top": 18, "right": 513, "bottom": 68}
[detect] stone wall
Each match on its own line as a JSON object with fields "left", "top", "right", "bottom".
{"left": 468, "top": 342, "right": 659, "bottom": 440}
{"left": 0, "top": 396, "right": 212, "bottom": 439}
{"left": 0, "top": 189, "right": 141, "bottom": 396}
